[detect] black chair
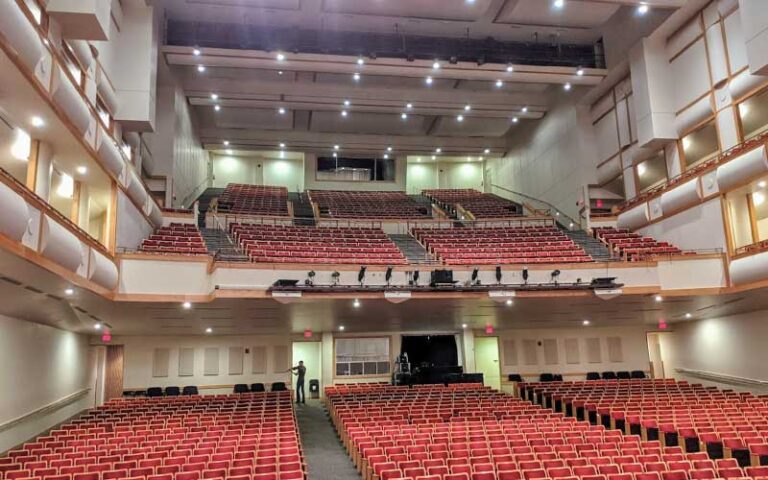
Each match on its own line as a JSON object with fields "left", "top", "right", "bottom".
{"left": 552, "top": 374, "right": 563, "bottom": 382}
{"left": 271, "top": 382, "right": 287, "bottom": 392}
{"left": 233, "top": 384, "right": 249, "bottom": 394}
{"left": 601, "top": 371, "right": 617, "bottom": 380}
{"left": 147, "top": 387, "right": 163, "bottom": 397}
{"left": 631, "top": 370, "right": 647, "bottom": 379}
{"left": 508, "top": 374, "right": 523, "bottom": 382}
{"left": 164, "top": 386, "right": 181, "bottom": 396}
{"left": 539, "top": 373, "right": 554, "bottom": 382}
{"left": 586, "top": 372, "right": 601, "bottom": 380}
{"left": 182, "top": 386, "right": 198, "bottom": 395}
{"left": 250, "top": 383, "right": 266, "bottom": 392}
{"left": 616, "top": 371, "right": 631, "bottom": 379}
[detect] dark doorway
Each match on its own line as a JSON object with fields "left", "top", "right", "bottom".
{"left": 401, "top": 335, "right": 458, "bottom": 368}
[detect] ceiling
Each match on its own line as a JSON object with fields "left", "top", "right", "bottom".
{"left": 3, "top": 247, "right": 766, "bottom": 337}
{"left": 155, "top": 0, "right": 681, "bottom": 158}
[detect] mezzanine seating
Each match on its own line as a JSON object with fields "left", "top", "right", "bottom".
{"left": 309, "top": 190, "right": 430, "bottom": 219}
{"left": 0, "top": 391, "right": 305, "bottom": 480}
{"left": 230, "top": 223, "right": 407, "bottom": 265}
{"left": 326, "top": 383, "right": 768, "bottom": 480}
{"left": 140, "top": 223, "right": 208, "bottom": 255}
{"left": 218, "top": 184, "right": 290, "bottom": 217}
{"left": 424, "top": 189, "right": 520, "bottom": 219}
{"left": 519, "top": 379, "right": 768, "bottom": 469}
{"left": 412, "top": 226, "right": 592, "bottom": 265}
{"left": 593, "top": 228, "right": 684, "bottom": 261}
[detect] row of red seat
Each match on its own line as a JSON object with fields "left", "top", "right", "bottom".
{"left": 413, "top": 227, "right": 592, "bottom": 265}
{"left": 326, "top": 383, "right": 768, "bottom": 480}
{"left": 218, "top": 184, "right": 290, "bottom": 217}
{"left": 140, "top": 224, "right": 208, "bottom": 255}
{"left": 310, "top": 190, "right": 431, "bottom": 219}
{"left": 230, "top": 223, "right": 407, "bottom": 265}
{"left": 593, "top": 228, "right": 684, "bottom": 260}
{"left": 423, "top": 189, "right": 520, "bottom": 219}
{"left": 0, "top": 392, "right": 305, "bottom": 480}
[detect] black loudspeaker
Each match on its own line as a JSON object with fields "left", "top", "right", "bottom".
{"left": 430, "top": 269, "right": 454, "bottom": 286}
{"left": 462, "top": 373, "right": 484, "bottom": 383}
{"left": 273, "top": 279, "right": 299, "bottom": 287}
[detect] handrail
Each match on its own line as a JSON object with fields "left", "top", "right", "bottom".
{"left": 491, "top": 184, "right": 582, "bottom": 229}
{"left": 0, "top": 166, "right": 112, "bottom": 258}
{"left": 617, "top": 130, "right": 768, "bottom": 214}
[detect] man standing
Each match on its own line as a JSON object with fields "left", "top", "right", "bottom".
{"left": 290, "top": 360, "right": 307, "bottom": 404}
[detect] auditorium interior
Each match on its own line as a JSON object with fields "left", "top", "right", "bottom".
{"left": 3, "top": 0, "right": 768, "bottom": 479}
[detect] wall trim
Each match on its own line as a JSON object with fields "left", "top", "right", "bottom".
{"left": 674, "top": 367, "right": 768, "bottom": 387}
{"left": 0, "top": 388, "right": 91, "bottom": 434}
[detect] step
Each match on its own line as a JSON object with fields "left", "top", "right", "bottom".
{"left": 389, "top": 234, "right": 440, "bottom": 265}
{"left": 561, "top": 228, "right": 614, "bottom": 260}
{"left": 200, "top": 228, "right": 250, "bottom": 262}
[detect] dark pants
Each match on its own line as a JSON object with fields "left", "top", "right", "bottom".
{"left": 296, "top": 381, "right": 305, "bottom": 403}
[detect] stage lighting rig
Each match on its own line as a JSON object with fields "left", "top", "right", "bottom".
{"left": 305, "top": 270, "right": 316, "bottom": 286}
{"left": 471, "top": 268, "right": 480, "bottom": 286}
{"left": 358, "top": 266, "right": 367, "bottom": 286}
{"left": 522, "top": 266, "right": 529, "bottom": 285}
{"left": 495, "top": 266, "right": 502, "bottom": 285}
{"left": 331, "top": 271, "right": 340, "bottom": 286}
{"left": 385, "top": 266, "right": 393, "bottom": 286}
{"left": 551, "top": 269, "right": 561, "bottom": 285}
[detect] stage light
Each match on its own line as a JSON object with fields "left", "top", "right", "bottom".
{"left": 353, "top": 72, "right": 361, "bottom": 81}
{"left": 331, "top": 271, "right": 341, "bottom": 286}
{"left": 582, "top": 320, "right": 591, "bottom": 326}
{"left": 551, "top": 269, "right": 561, "bottom": 284}
{"left": 506, "top": 65, "right": 514, "bottom": 72}
{"left": 462, "top": 323, "right": 468, "bottom": 329}
{"left": 425, "top": 76, "right": 433, "bottom": 85}
{"left": 522, "top": 267, "right": 529, "bottom": 285}
{"left": 197, "top": 65, "right": 206, "bottom": 73}
{"left": 385, "top": 266, "right": 393, "bottom": 286}
{"left": 637, "top": 3, "right": 649, "bottom": 15}
{"left": 358, "top": 266, "right": 367, "bottom": 286}
{"left": 471, "top": 268, "right": 479, "bottom": 285}
{"left": 495, "top": 266, "right": 502, "bottom": 284}
{"left": 564, "top": 83, "right": 572, "bottom": 91}
{"left": 192, "top": 48, "right": 201, "bottom": 56}
{"left": 182, "top": 302, "right": 192, "bottom": 309}
{"left": 506, "top": 299, "right": 513, "bottom": 306}
{"left": 685, "top": 313, "right": 692, "bottom": 319}
{"left": 353, "top": 299, "right": 361, "bottom": 308}
{"left": 306, "top": 270, "right": 316, "bottom": 286}
{"left": 412, "top": 270, "right": 420, "bottom": 285}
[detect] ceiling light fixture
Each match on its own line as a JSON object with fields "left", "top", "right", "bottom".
{"left": 553, "top": 0, "right": 565, "bottom": 9}
{"left": 431, "top": 155, "right": 437, "bottom": 160}
{"left": 339, "top": 325, "right": 345, "bottom": 331}
{"left": 278, "top": 107, "right": 286, "bottom": 114}
{"left": 276, "top": 53, "right": 286, "bottom": 61}
{"left": 637, "top": 3, "right": 649, "bottom": 15}
{"left": 278, "top": 70, "right": 284, "bottom": 75}
{"left": 506, "top": 299, "right": 513, "bottom": 306}
{"left": 506, "top": 65, "right": 514, "bottom": 73}
{"left": 94, "top": 323, "right": 102, "bottom": 330}
{"left": 341, "top": 110, "right": 348, "bottom": 117}
{"left": 462, "top": 323, "right": 468, "bottom": 328}
{"left": 387, "top": 147, "right": 393, "bottom": 152}
{"left": 353, "top": 72, "right": 361, "bottom": 81}
{"left": 495, "top": 80, "right": 503, "bottom": 88}
{"left": 576, "top": 67, "right": 585, "bottom": 76}
{"left": 425, "top": 76, "right": 434, "bottom": 85}
{"left": 76, "top": 166, "right": 87, "bottom": 175}
{"left": 401, "top": 113, "right": 408, "bottom": 120}
{"left": 484, "top": 149, "right": 490, "bottom": 154}
{"left": 30, "top": 116, "right": 45, "bottom": 128}
{"left": 383, "top": 154, "right": 389, "bottom": 159}
{"left": 522, "top": 106, "right": 529, "bottom": 113}
{"left": 406, "top": 103, "right": 413, "bottom": 110}
{"left": 192, "top": 48, "right": 201, "bottom": 56}
{"left": 223, "top": 140, "right": 229, "bottom": 146}
{"left": 332, "top": 152, "right": 338, "bottom": 158}
{"left": 357, "top": 57, "right": 365, "bottom": 66}
{"left": 582, "top": 319, "right": 591, "bottom": 326}
{"left": 564, "top": 82, "right": 572, "bottom": 91}
{"left": 210, "top": 93, "right": 218, "bottom": 100}
{"left": 464, "top": 105, "right": 471, "bottom": 112}
{"left": 182, "top": 301, "right": 192, "bottom": 309}
{"left": 759, "top": 181, "right": 767, "bottom": 188}
{"left": 279, "top": 143, "right": 286, "bottom": 148}
{"left": 197, "top": 65, "right": 206, "bottom": 73}
{"left": 685, "top": 313, "right": 692, "bottom": 319}
{"left": 64, "top": 288, "right": 74, "bottom": 296}
{"left": 353, "top": 299, "right": 360, "bottom": 308}
{"left": 214, "top": 105, "right": 221, "bottom": 112}
{"left": 205, "top": 327, "right": 213, "bottom": 333}
{"left": 512, "top": 117, "right": 519, "bottom": 123}
{"left": 655, "top": 295, "right": 663, "bottom": 302}
{"left": 432, "top": 61, "right": 441, "bottom": 70}
{"left": 343, "top": 100, "right": 351, "bottom": 107}
{"left": 457, "top": 115, "right": 464, "bottom": 122}
{"left": 334, "top": 145, "right": 340, "bottom": 150}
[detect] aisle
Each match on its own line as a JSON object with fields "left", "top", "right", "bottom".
{"left": 295, "top": 400, "right": 362, "bottom": 480}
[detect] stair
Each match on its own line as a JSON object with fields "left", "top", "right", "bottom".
{"left": 562, "top": 228, "right": 614, "bottom": 261}
{"left": 389, "top": 234, "right": 440, "bottom": 265}
{"left": 409, "top": 194, "right": 436, "bottom": 218}
{"left": 200, "top": 227, "right": 250, "bottom": 262}
{"left": 194, "top": 187, "right": 225, "bottom": 228}
{"left": 289, "top": 192, "right": 316, "bottom": 226}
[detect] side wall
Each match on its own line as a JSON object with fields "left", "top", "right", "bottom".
{"left": 0, "top": 316, "right": 95, "bottom": 453}
{"left": 211, "top": 155, "right": 305, "bottom": 192}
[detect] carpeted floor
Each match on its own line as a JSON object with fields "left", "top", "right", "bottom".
{"left": 296, "top": 400, "right": 362, "bottom": 480}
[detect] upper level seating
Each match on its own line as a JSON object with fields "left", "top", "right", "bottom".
{"left": 231, "top": 223, "right": 407, "bottom": 264}
{"left": 520, "top": 379, "right": 768, "bottom": 468}
{"left": 413, "top": 226, "right": 592, "bottom": 265}
{"left": 309, "top": 190, "right": 430, "bottom": 218}
{"left": 424, "top": 189, "right": 520, "bottom": 218}
{"left": 593, "top": 228, "right": 683, "bottom": 260}
{"left": 218, "top": 184, "right": 290, "bottom": 217}
{"left": 0, "top": 391, "right": 306, "bottom": 480}
{"left": 140, "top": 223, "right": 208, "bottom": 255}
{"left": 326, "top": 383, "right": 768, "bottom": 480}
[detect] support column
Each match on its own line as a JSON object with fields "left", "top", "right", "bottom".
{"left": 31, "top": 141, "right": 54, "bottom": 201}
{"left": 630, "top": 37, "right": 678, "bottom": 148}
{"left": 74, "top": 183, "right": 91, "bottom": 231}
{"left": 321, "top": 332, "right": 334, "bottom": 397}
{"left": 103, "top": 181, "right": 118, "bottom": 253}
{"left": 462, "top": 328, "right": 476, "bottom": 373}
{"left": 739, "top": 0, "right": 768, "bottom": 75}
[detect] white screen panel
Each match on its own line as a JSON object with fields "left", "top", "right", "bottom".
{"left": 607, "top": 337, "right": 624, "bottom": 362}
{"left": 503, "top": 340, "right": 518, "bottom": 366}
{"left": 152, "top": 348, "right": 170, "bottom": 377}
{"left": 586, "top": 338, "right": 602, "bottom": 364}
{"left": 178, "top": 348, "right": 194, "bottom": 377}
{"left": 252, "top": 346, "right": 267, "bottom": 374}
{"left": 203, "top": 348, "right": 219, "bottom": 376}
{"left": 228, "top": 347, "right": 244, "bottom": 375}
{"left": 565, "top": 338, "right": 580, "bottom": 364}
{"left": 522, "top": 340, "right": 538, "bottom": 366}
{"left": 543, "top": 339, "right": 558, "bottom": 365}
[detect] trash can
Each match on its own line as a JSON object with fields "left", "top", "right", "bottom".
{"left": 309, "top": 379, "right": 320, "bottom": 399}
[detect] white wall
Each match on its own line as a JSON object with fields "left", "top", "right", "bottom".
{"left": 263, "top": 158, "right": 304, "bottom": 192}
{"left": 491, "top": 325, "right": 651, "bottom": 381}
{"left": 0, "top": 315, "right": 95, "bottom": 453}
{"left": 116, "top": 191, "right": 154, "bottom": 251}
{"left": 438, "top": 162, "right": 485, "bottom": 191}
{"left": 170, "top": 88, "right": 209, "bottom": 207}
{"left": 660, "top": 311, "right": 768, "bottom": 393}
{"left": 117, "top": 335, "right": 293, "bottom": 392}
{"left": 211, "top": 156, "right": 305, "bottom": 192}
{"left": 304, "top": 153, "right": 407, "bottom": 192}
{"left": 637, "top": 197, "right": 728, "bottom": 251}
{"left": 406, "top": 162, "right": 438, "bottom": 194}
{"left": 488, "top": 93, "right": 600, "bottom": 220}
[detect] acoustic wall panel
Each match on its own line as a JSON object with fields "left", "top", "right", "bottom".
{"left": 51, "top": 65, "right": 92, "bottom": 137}
{"left": 728, "top": 69, "right": 766, "bottom": 101}
{"left": 125, "top": 169, "right": 148, "bottom": 209}
{"left": 706, "top": 22, "right": 730, "bottom": 88}
{"left": 607, "top": 337, "right": 624, "bottom": 362}
{"left": 586, "top": 338, "right": 602, "bottom": 363}
{"left": 670, "top": 41, "right": 711, "bottom": 112}
{"left": 522, "top": 340, "right": 538, "bottom": 366}
{"left": 590, "top": 93, "right": 615, "bottom": 123}
{"left": 675, "top": 95, "right": 714, "bottom": 135}
{"left": 145, "top": 199, "right": 163, "bottom": 228}
{"left": 503, "top": 340, "right": 518, "bottom": 366}
{"left": 273, "top": 345, "right": 289, "bottom": 373}
{"left": 97, "top": 73, "right": 118, "bottom": 115}
{"left": 203, "top": 348, "right": 219, "bottom": 376}
{"left": 717, "top": 145, "right": 768, "bottom": 191}
{"left": 70, "top": 40, "right": 94, "bottom": 70}
{"left": 597, "top": 155, "right": 622, "bottom": 184}
{"left": 667, "top": 18, "right": 703, "bottom": 58}
{"left": 724, "top": 12, "right": 748, "bottom": 73}
{"left": 543, "top": 339, "right": 559, "bottom": 365}
{"left": 565, "top": 339, "right": 580, "bottom": 364}
{"left": 595, "top": 110, "right": 621, "bottom": 162}
{"left": 40, "top": 216, "right": 84, "bottom": 272}
{"left": 96, "top": 128, "right": 125, "bottom": 178}
{"left": 730, "top": 250, "right": 768, "bottom": 285}
{"left": 88, "top": 249, "right": 118, "bottom": 290}
{"left": 661, "top": 178, "right": 702, "bottom": 215}
{"left": 152, "top": 348, "right": 170, "bottom": 377}
{"left": 0, "top": 182, "right": 30, "bottom": 242}
{"left": 178, "top": 348, "right": 194, "bottom": 377}
{"left": 0, "top": 0, "right": 45, "bottom": 71}
{"left": 616, "top": 99, "right": 631, "bottom": 148}
{"left": 228, "top": 347, "right": 244, "bottom": 375}
{"left": 252, "top": 346, "right": 267, "bottom": 374}
{"left": 617, "top": 203, "right": 651, "bottom": 230}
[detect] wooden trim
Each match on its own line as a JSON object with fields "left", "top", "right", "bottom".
{"left": 26, "top": 140, "right": 40, "bottom": 192}
{"left": 107, "top": 181, "right": 118, "bottom": 255}
{"left": 747, "top": 192, "right": 760, "bottom": 245}
{"left": 675, "top": 91, "right": 713, "bottom": 117}
{"left": 71, "top": 180, "right": 81, "bottom": 225}
{"left": 669, "top": 33, "right": 705, "bottom": 64}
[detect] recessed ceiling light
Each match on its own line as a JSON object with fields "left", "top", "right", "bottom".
{"left": 383, "top": 154, "right": 389, "bottom": 159}
{"left": 343, "top": 100, "right": 351, "bottom": 107}
{"left": 506, "top": 65, "right": 514, "bottom": 73}
{"left": 276, "top": 53, "right": 285, "bottom": 61}
{"left": 30, "top": 116, "right": 44, "bottom": 128}
{"left": 522, "top": 106, "right": 529, "bottom": 113}
{"left": 506, "top": 299, "right": 513, "bottom": 306}
{"left": 461, "top": 323, "right": 468, "bottom": 328}
{"left": 582, "top": 319, "right": 590, "bottom": 326}
{"left": 353, "top": 72, "right": 361, "bottom": 81}
{"left": 223, "top": 140, "right": 230, "bottom": 146}
{"left": 387, "top": 147, "right": 393, "bottom": 152}
{"left": 655, "top": 295, "right": 663, "bottom": 302}
{"left": 406, "top": 103, "right": 413, "bottom": 109}
{"left": 417, "top": 158, "right": 422, "bottom": 162}
{"left": 278, "top": 107, "right": 286, "bottom": 114}
{"left": 357, "top": 57, "right": 365, "bottom": 66}
{"left": 76, "top": 166, "right": 87, "bottom": 175}
{"left": 279, "top": 143, "right": 286, "bottom": 148}
{"left": 479, "top": 156, "right": 484, "bottom": 161}
{"left": 182, "top": 301, "right": 192, "bottom": 309}
{"left": 339, "top": 325, "right": 345, "bottom": 331}
{"left": 457, "top": 115, "right": 464, "bottom": 122}
{"left": 484, "top": 148, "right": 490, "bottom": 154}
{"left": 334, "top": 145, "right": 340, "bottom": 150}
{"left": 205, "top": 327, "right": 212, "bottom": 333}
{"left": 192, "top": 48, "right": 201, "bottom": 56}
{"left": 564, "top": 82, "right": 572, "bottom": 91}
{"left": 759, "top": 181, "right": 767, "bottom": 188}
{"left": 436, "top": 148, "right": 442, "bottom": 153}
{"left": 64, "top": 288, "right": 74, "bottom": 296}
{"left": 278, "top": 70, "right": 284, "bottom": 75}
{"left": 685, "top": 313, "right": 692, "bottom": 319}
{"left": 210, "top": 93, "right": 218, "bottom": 100}
{"left": 495, "top": 80, "right": 503, "bottom": 88}
{"left": 94, "top": 323, "right": 102, "bottom": 330}
{"left": 432, "top": 61, "right": 441, "bottom": 70}
{"left": 553, "top": 0, "right": 565, "bottom": 9}
{"left": 637, "top": 3, "right": 649, "bottom": 15}
{"left": 341, "top": 110, "right": 348, "bottom": 117}
{"left": 197, "top": 65, "right": 206, "bottom": 73}
{"left": 431, "top": 155, "right": 437, "bottom": 160}
{"left": 464, "top": 105, "right": 471, "bottom": 112}
{"left": 425, "top": 76, "right": 434, "bottom": 85}
{"left": 512, "top": 117, "right": 519, "bottom": 123}
{"left": 226, "top": 149, "right": 233, "bottom": 155}
{"left": 332, "top": 152, "right": 338, "bottom": 157}
{"left": 401, "top": 113, "right": 408, "bottom": 120}
{"left": 353, "top": 299, "right": 360, "bottom": 308}
{"left": 214, "top": 105, "right": 221, "bottom": 111}
{"left": 576, "top": 68, "right": 585, "bottom": 76}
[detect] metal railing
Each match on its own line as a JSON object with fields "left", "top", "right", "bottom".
{"left": 490, "top": 184, "right": 583, "bottom": 229}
